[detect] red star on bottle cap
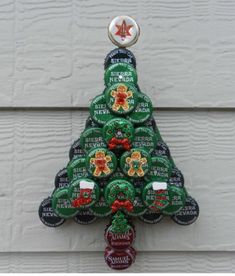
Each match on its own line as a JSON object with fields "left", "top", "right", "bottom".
{"left": 108, "top": 15, "right": 140, "bottom": 48}
{"left": 115, "top": 20, "right": 133, "bottom": 40}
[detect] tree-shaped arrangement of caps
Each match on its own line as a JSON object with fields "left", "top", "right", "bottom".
{"left": 38, "top": 15, "right": 199, "bottom": 270}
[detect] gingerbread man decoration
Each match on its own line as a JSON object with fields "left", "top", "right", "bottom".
{"left": 111, "top": 84, "right": 133, "bottom": 111}
{"left": 90, "top": 150, "right": 112, "bottom": 177}
{"left": 126, "top": 151, "right": 147, "bottom": 177}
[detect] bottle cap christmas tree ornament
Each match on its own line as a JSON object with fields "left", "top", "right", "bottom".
{"left": 89, "top": 94, "right": 115, "bottom": 125}
{"left": 104, "top": 48, "right": 136, "bottom": 69}
{"left": 105, "top": 83, "right": 138, "bottom": 115}
{"left": 39, "top": 16, "right": 199, "bottom": 270}
{"left": 108, "top": 15, "right": 140, "bottom": 48}
{"left": 85, "top": 148, "right": 117, "bottom": 178}
{"left": 104, "top": 63, "right": 138, "bottom": 86}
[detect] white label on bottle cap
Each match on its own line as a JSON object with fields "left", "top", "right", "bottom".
{"left": 80, "top": 180, "right": 94, "bottom": 190}
{"left": 152, "top": 182, "right": 167, "bottom": 191}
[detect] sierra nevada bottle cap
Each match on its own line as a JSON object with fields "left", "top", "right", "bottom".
{"left": 66, "top": 157, "right": 89, "bottom": 182}
{"left": 91, "top": 195, "right": 112, "bottom": 217}
{"left": 104, "top": 48, "right": 136, "bottom": 69}
{"left": 54, "top": 168, "right": 69, "bottom": 189}
{"left": 132, "top": 127, "right": 157, "bottom": 153}
{"left": 85, "top": 116, "right": 99, "bottom": 128}
{"left": 86, "top": 148, "right": 117, "bottom": 178}
{"left": 102, "top": 118, "right": 134, "bottom": 151}
{"left": 38, "top": 197, "right": 66, "bottom": 227}
{"left": 89, "top": 94, "right": 115, "bottom": 125}
{"left": 104, "top": 63, "right": 137, "bottom": 86}
{"left": 145, "top": 156, "right": 172, "bottom": 182}
{"left": 108, "top": 15, "right": 140, "bottom": 48}
{"left": 80, "top": 127, "right": 106, "bottom": 152}
{"left": 151, "top": 140, "right": 171, "bottom": 159}
{"left": 171, "top": 196, "right": 199, "bottom": 225}
{"left": 68, "top": 178, "right": 100, "bottom": 209}
{"left": 69, "top": 138, "right": 85, "bottom": 160}
{"left": 120, "top": 148, "right": 151, "bottom": 178}
{"left": 139, "top": 209, "right": 164, "bottom": 224}
{"left": 73, "top": 208, "right": 98, "bottom": 225}
{"left": 104, "top": 83, "right": 138, "bottom": 115}
{"left": 168, "top": 167, "right": 185, "bottom": 188}
{"left": 52, "top": 187, "right": 79, "bottom": 219}
{"left": 162, "top": 185, "right": 187, "bottom": 215}
{"left": 127, "top": 93, "right": 153, "bottom": 124}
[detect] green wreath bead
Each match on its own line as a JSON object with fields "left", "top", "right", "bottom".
{"left": 120, "top": 148, "right": 151, "bottom": 178}
{"left": 85, "top": 148, "right": 117, "bottom": 178}
{"left": 104, "top": 62, "right": 138, "bottom": 86}
{"left": 104, "top": 179, "right": 135, "bottom": 207}
{"left": 102, "top": 118, "right": 134, "bottom": 150}
{"left": 89, "top": 94, "right": 115, "bottom": 125}
{"left": 52, "top": 187, "right": 79, "bottom": 219}
{"left": 104, "top": 83, "right": 138, "bottom": 115}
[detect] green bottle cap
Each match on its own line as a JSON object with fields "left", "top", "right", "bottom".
{"left": 104, "top": 63, "right": 138, "bottom": 86}
{"left": 91, "top": 195, "right": 112, "bottom": 217}
{"left": 162, "top": 185, "right": 187, "bottom": 215}
{"left": 145, "top": 156, "right": 172, "bottom": 182}
{"left": 66, "top": 158, "right": 89, "bottom": 182}
{"left": 80, "top": 127, "right": 106, "bottom": 152}
{"left": 142, "top": 181, "right": 170, "bottom": 212}
{"left": 127, "top": 186, "right": 147, "bottom": 216}
{"left": 102, "top": 118, "right": 134, "bottom": 151}
{"left": 104, "top": 179, "right": 135, "bottom": 213}
{"left": 68, "top": 178, "right": 100, "bottom": 209}
{"left": 89, "top": 94, "right": 115, "bottom": 125}
{"left": 85, "top": 148, "right": 117, "bottom": 178}
{"left": 52, "top": 187, "right": 79, "bottom": 219}
{"left": 120, "top": 148, "right": 151, "bottom": 178}
{"left": 132, "top": 127, "right": 157, "bottom": 153}
{"left": 104, "top": 83, "right": 138, "bottom": 115}
{"left": 127, "top": 93, "right": 153, "bottom": 124}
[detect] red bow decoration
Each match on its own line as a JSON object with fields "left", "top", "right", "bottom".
{"left": 72, "top": 188, "right": 92, "bottom": 208}
{"left": 111, "top": 199, "right": 134, "bottom": 213}
{"left": 108, "top": 137, "right": 131, "bottom": 151}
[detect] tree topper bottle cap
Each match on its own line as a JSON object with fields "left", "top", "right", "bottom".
{"left": 108, "top": 15, "right": 140, "bottom": 48}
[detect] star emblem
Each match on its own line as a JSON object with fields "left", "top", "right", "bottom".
{"left": 115, "top": 20, "right": 133, "bottom": 40}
